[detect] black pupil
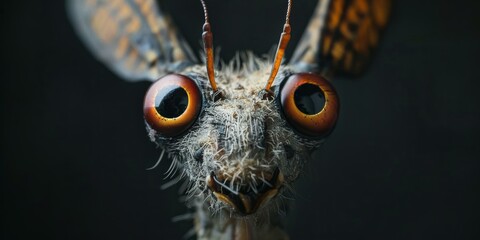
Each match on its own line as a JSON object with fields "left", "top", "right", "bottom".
{"left": 294, "top": 83, "right": 325, "bottom": 115}
{"left": 155, "top": 86, "right": 188, "bottom": 118}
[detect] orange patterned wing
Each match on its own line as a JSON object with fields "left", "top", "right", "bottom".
{"left": 291, "top": 0, "right": 391, "bottom": 76}
{"left": 68, "top": 0, "right": 196, "bottom": 82}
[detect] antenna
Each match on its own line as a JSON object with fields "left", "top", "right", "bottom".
{"left": 264, "top": 0, "right": 292, "bottom": 93}
{"left": 200, "top": 0, "right": 218, "bottom": 93}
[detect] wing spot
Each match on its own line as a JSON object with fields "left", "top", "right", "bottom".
{"left": 331, "top": 39, "right": 347, "bottom": 64}
{"left": 353, "top": 17, "right": 372, "bottom": 54}
{"left": 353, "top": 0, "right": 369, "bottom": 15}
{"left": 91, "top": 7, "right": 118, "bottom": 43}
{"left": 322, "top": 33, "right": 332, "bottom": 56}
{"left": 328, "top": 0, "right": 345, "bottom": 30}
{"left": 115, "top": 36, "right": 129, "bottom": 58}
{"left": 125, "top": 16, "right": 141, "bottom": 33}
{"left": 116, "top": 2, "right": 133, "bottom": 22}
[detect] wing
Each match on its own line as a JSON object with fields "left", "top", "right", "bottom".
{"left": 67, "top": 0, "right": 196, "bottom": 81}
{"left": 290, "top": 0, "right": 391, "bottom": 76}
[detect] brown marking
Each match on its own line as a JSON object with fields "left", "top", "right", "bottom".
{"left": 91, "top": 7, "right": 110, "bottom": 43}
{"left": 292, "top": 0, "right": 391, "bottom": 75}
{"left": 138, "top": 0, "right": 153, "bottom": 14}
{"left": 345, "top": 3, "right": 361, "bottom": 24}
{"left": 372, "top": 0, "right": 391, "bottom": 28}
{"left": 125, "top": 15, "right": 141, "bottom": 33}
{"left": 322, "top": 33, "right": 332, "bottom": 56}
{"left": 331, "top": 39, "right": 347, "bottom": 64}
{"left": 354, "top": 0, "right": 369, "bottom": 15}
{"left": 147, "top": 14, "right": 159, "bottom": 33}
{"left": 340, "top": 21, "right": 354, "bottom": 40}
{"left": 115, "top": 36, "right": 129, "bottom": 58}
{"left": 323, "top": 0, "right": 348, "bottom": 62}
{"left": 353, "top": 16, "right": 371, "bottom": 54}
{"left": 104, "top": 17, "right": 119, "bottom": 43}
{"left": 328, "top": 0, "right": 344, "bottom": 30}
{"left": 117, "top": 2, "right": 133, "bottom": 21}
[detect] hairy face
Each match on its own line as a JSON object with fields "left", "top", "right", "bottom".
{"left": 144, "top": 56, "right": 337, "bottom": 216}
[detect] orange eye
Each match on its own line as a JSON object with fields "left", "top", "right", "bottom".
{"left": 279, "top": 73, "right": 339, "bottom": 137}
{"left": 143, "top": 74, "right": 202, "bottom": 137}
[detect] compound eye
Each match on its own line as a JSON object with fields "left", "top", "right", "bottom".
{"left": 144, "top": 74, "right": 202, "bottom": 137}
{"left": 279, "top": 73, "right": 339, "bottom": 137}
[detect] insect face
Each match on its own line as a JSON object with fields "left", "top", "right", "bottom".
{"left": 143, "top": 62, "right": 338, "bottom": 216}
{"left": 69, "top": 0, "right": 390, "bottom": 235}
{"left": 140, "top": 1, "right": 339, "bottom": 216}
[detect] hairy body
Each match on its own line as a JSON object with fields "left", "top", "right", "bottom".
{"left": 148, "top": 57, "right": 322, "bottom": 239}
{"left": 68, "top": 0, "right": 390, "bottom": 238}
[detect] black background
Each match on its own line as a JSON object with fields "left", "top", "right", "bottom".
{"left": 2, "top": 0, "right": 480, "bottom": 239}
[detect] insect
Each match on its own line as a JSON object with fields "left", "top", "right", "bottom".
{"left": 68, "top": 0, "right": 390, "bottom": 239}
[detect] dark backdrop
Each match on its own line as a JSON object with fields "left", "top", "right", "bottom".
{"left": 2, "top": 0, "right": 480, "bottom": 239}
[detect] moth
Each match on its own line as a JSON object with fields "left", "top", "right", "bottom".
{"left": 68, "top": 0, "right": 391, "bottom": 239}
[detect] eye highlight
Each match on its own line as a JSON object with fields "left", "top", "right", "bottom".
{"left": 279, "top": 73, "right": 339, "bottom": 137}
{"left": 144, "top": 74, "right": 202, "bottom": 137}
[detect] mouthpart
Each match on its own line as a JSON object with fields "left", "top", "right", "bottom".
{"left": 206, "top": 167, "right": 284, "bottom": 215}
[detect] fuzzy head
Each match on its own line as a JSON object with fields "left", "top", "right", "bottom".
{"left": 143, "top": 55, "right": 339, "bottom": 217}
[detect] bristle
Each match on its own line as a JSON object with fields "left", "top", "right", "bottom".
{"left": 151, "top": 54, "right": 323, "bottom": 225}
